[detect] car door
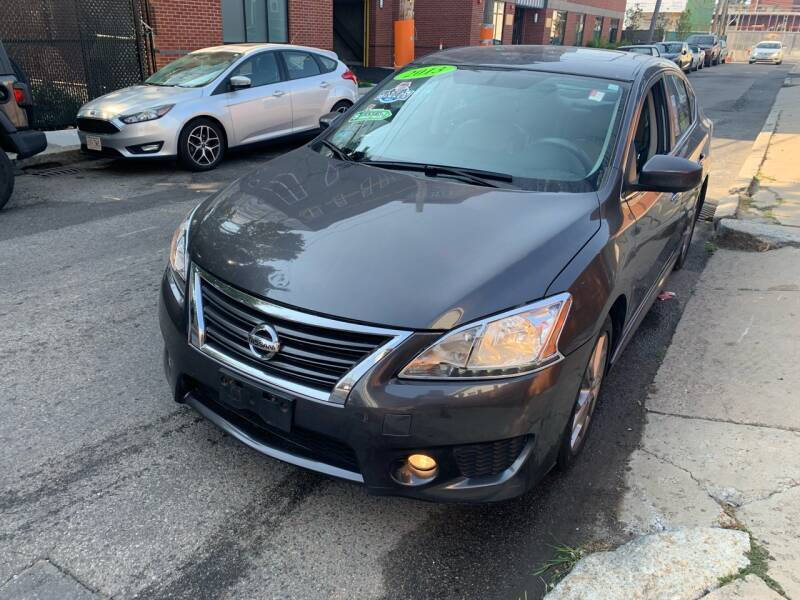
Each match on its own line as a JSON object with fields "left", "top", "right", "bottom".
{"left": 619, "top": 75, "right": 677, "bottom": 311}
{"left": 280, "top": 50, "right": 331, "bottom": 132}
{"left": 222, "top": 51, "right": 293, "bottom": 146}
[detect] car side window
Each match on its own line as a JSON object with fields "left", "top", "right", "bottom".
{"left": 628, "top": 79, "right": 671, "bottom": 182}
{"left": 315, "top": 54, "right": 338, "bottom": 74}
{"left": 229, "top": 52, "right": 281, "bottom": 87}
{"left": 666, "top": 75, "right": 692, "bottom": 140}
{"left": 283, "top": 51, "right": 322, "bottom": 80}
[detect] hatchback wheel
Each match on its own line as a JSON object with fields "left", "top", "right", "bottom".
{"left": 331, "top": 100, "right": 353, "bottom": 114}
{"left": 0, "top": 150, "right": 14, "bottom": 211}
{"left": 179, "top": 118, "right": 225, "bottom": 171}
{"left": 558, "top": 319, "right": 611, "bottom": 469}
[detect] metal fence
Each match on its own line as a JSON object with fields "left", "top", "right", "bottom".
{"left": 0, "top": 0, "right": 155, "bottom": 129}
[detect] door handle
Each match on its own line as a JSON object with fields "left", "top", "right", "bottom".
{"left": 273, "top": 90, "right": 285, "bottom": 97}
{"left": 670, "top": 193, "right": 680, "bottom": 204}
{"left": 320, "top": 82, "right": 330, "bottom": 88}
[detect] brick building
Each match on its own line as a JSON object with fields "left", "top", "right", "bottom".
{"left": 148, "top": 0, "right": 626, "bottom": 70}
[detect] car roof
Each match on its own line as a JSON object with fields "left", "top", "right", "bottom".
{"left": 191, "top": 43, "right": 338, "bottom": 59}
{"left": 414, "top": 45, "right": 673, "bottom": 82}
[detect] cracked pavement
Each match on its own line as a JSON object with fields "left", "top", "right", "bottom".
{"left": 620, "top": 247, "right": 800, "bottom": 598}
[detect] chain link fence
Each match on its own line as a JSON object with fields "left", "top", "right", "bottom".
{"left": 0, "top": 0, "right": 155, "bottom": 129}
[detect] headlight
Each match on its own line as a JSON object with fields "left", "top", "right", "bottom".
{"left": 169, "top": 208, "right": 195, "bottom": 289}
{"left": 120, "top": 104, "right": 174, "bottom": 124}
{"left": 399, "top": 293, "right": 572, "bottom": 379}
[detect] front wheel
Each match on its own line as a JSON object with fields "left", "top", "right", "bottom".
{"left": 178, "top": 118, "right": 226, "bottom": 171}
{"left": 557, "top": 319, "right": 611, "bottom": 470}
{"left": 330, "top": 100, "right": 353, "bottom": 115}
{"left": 0, "top": 150, "right": 14, "bottom": 211}
{"left": 674, "top": 184, "right": 704, "bottom": 270}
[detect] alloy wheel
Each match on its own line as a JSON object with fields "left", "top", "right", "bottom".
{"left": 187, "top": 125, "right": 221, "bottom": 167}
{"left": 570, "top": 332, "right": 608, "bottom": 452}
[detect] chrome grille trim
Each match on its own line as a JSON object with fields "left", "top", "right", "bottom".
{"left": 188, "top": 264, "right": 412, "bottom": 405}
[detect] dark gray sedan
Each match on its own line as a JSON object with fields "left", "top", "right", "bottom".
{"left": 159, "top": 46, "right": 712, "bottom": 502}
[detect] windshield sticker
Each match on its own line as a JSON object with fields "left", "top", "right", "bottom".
{"left": 394, "top": 65, "right": 457, "bottom": 80}
{"left": 351, "top": 108, "right": 392, "bottom": 122}
{"left": 588, "top": 90, "right": 605, "bottom": 102}
{"left": 607, "top": 84, "right": 620, "bottom": 92}
{"left": 377, "top": 82, "right": 414, "bottom": 103}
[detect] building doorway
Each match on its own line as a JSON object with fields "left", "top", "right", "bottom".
{"left": 512, "top": 7, "right": 526, "bottom": 44}
{"left": 333, "top": 0, "right": 366, "bottom": 65}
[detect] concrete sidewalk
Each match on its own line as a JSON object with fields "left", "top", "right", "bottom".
{"left": 548, "top": 66, "right": 800, "bottom": 600}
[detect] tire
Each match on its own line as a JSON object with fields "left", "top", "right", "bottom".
{"left": 0, "top": 151, "right": 14, "bottom": 211}
{"left": 674, "top": 179, "right": 705, "bottom": 271}
{"left": 178, "top": 118, "right": 226, "bottom": 171}
{"left": 557, "top": 317, "right": 612, "bottom": 470}
{"left": 330, "top": 100, "right": 353, "bottom": 114}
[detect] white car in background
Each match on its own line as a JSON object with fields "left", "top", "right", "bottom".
{"left": 76, "top": 44, "right": 358, "bottom": 170}
{"left": 749, "top": 41, "right": 784, "bottom": 65}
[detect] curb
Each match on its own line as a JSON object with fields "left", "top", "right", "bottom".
{"left": 716, "top": 218, "right": 800, "bottom": 251}
{"left": 12, "top": 148, "right": 85, "bottom": 170}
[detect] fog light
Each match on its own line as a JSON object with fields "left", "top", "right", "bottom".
{"left": 408, "top": 454, "right": 437, "bottom": 472}
{"left": 391, "top": 454, "right": 439, "bottom": 486}
{"left": 141, "top": 143, "right": 160, "bottom": 152}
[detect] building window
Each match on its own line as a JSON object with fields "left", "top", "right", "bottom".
{"left": 575, "top": 14, "right": 586, "bottom": 46}
{"left": 593, "top": 16, "right": 604, "bottom": 41}
{"left": 550, "top": 10, "right": 568, "bottom": 45}
{"left": 609, "top": 18, "right": 619, "bottom": 43}
{"left": 222, "top": 0, "right": 288, "bottom": 43}
{"left": 493, "top": 2, "right": 506, "bottom": 43}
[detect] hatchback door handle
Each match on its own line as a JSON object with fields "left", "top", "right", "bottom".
{"left": 273, "top": 90, "right": 285, "bottom": 97}
{"left": 320, "top": 82, "right": 330, "bottom": 88}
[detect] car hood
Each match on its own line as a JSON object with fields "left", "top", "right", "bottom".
{"left": 77, "top": 85, "right": 203, "bottom": 120}
{"left": 189, "top": 147, "right": 601, "bottom": 330}
{"left": 662, "top": 53, "right": 679, "bottom": 59}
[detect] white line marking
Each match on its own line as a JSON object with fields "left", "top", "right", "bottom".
{"left": 117, "top": 225, "right": 159, "bottom": 238}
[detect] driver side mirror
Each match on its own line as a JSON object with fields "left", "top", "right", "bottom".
{"left": 319, "top": 111, "right": 343, "bottom": 130}
{"left": 230, "top": 75, "right": 251, "bottom": 91}
{"left": 626, "top": 155, "right": 703, "bottom": 193}
{"left": 682, "top": 48, "right": 688, "bottom": 54}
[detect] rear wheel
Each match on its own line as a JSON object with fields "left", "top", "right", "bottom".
{"left": 178, "top": 118, "right": 225, "bottom": 171}
{"left": 557, "top": 318, "right": 611, "bottom": 469}
{"left": 0, "top": 151, "right": 14, "bottom": 211}
{"left": 331, "top": 100, "right": 353, "bottom": 114}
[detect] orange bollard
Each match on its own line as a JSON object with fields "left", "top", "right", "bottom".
{"left": 394, "top": 19, "right": 415, "bottom": 67}
{"left": 480, "top": 24, "right": 494, "bottom": 45}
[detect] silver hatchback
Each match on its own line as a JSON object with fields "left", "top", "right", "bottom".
{"left": 76, "top": 44, "right": 358, "bottom": 170}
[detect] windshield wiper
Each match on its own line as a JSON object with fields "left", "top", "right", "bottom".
{"left": 144, "top": 81, "right": 173, "bottom": 87}
{"left": 319, "top": 139, "right": 353, "bottom": 162}
{"left": 356, "top": 160, "right": 513, "bottom": 188}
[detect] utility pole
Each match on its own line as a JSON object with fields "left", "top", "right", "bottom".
{"left": 719, "top": 0, "right": 730, "bottom": 36}
{"left": 480, "top": 0, "right": 495, "bottom": 45}
{"left": 394, "top": 0, "right": 414, "bottom": 67}
{"left": 647, "top": 0, "right": 663, "bottom": 42}
{"left": 711, "top": 0, "right": 720, "bottom": 33}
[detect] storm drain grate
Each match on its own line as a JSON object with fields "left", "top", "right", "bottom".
{"left": 699, "top": 200, "right": 717, "bottom": 222}
{"left": 27, "top": 166, "right": 84, "bottom": 177}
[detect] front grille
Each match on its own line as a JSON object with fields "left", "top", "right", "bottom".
{"left": 77, "top": 117, "right": 119, "bottom": 134}
{"left": 192, "top": 383, "right": 360, "bottom": 473}
{"left": 199, "top": 277, "right": 391, "bottom": 393}
{"left": 454, "top": 436, "right": 527, "bottom": 478}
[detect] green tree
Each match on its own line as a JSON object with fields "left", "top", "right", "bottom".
{"left": 677, "top": 8, "right": 693, "bottom": 37}
{"left": 626, "top": 3, "right": 644, "bottom": 30}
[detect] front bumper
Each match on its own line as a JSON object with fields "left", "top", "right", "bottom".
{"left": 750, "top": 55, "right": 781, "bottom": 63}
{"left": 158, "top": 269, "right": 592, "bottom": 502}
{"left": 77, "top": 115, "right": 180, "bottom": 158}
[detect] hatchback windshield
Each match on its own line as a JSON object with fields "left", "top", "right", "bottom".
{"left": 145, "top": 51, "right": 241, "bottom": 87}
{"left": 324, "top": 66, "right": 626, "bottom": 192}
{"left": 660, "top": 43, "right": 683, "bottom": 53}
{"left": 757, "top": 42, "right": 781, "bottom": 49}
{"left": 687, "top": 35, "right": 714, "bottom": 45}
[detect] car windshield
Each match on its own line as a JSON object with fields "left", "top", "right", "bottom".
{"left": 624, "top": 47, "right": 652, "bottom": 54}
{"left": 145, "top": 51, "right": 241, "bottom": 87}
{"left": 757, "top": 42, "right": 781, "bottom": 49}
{"left": 323, "top": 66, "right": 626, "bottom": 192}
{"left": 687, "top": 35, "right": 714, "bottom": 45}
{"left": 660, "top": 43, "right": 683, "bottom": 53}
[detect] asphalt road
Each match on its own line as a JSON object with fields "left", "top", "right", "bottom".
{"left": 0, "top": 62, "right": 792, "bottom": 600}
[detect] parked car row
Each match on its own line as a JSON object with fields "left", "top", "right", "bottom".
{"left": 618, "top": 34, "right": 729, "bottom": 73}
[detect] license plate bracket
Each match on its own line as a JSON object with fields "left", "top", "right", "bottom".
{"left": 218, "top": 370, "right": 294, "bottom": 433}
{"left": 86, "top": 135, "right": 102, "bottom": 151}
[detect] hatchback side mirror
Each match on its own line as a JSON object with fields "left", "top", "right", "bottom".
{"left": 230, "top": 75, "right": 251, "bottom": 90}
{"left": 628, "top": 155, "right": 703, "bottom": 193}
{"left": 319, "top": 111, "right": 342, "bottom": 130}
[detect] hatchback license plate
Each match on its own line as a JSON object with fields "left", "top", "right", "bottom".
{"left": 86, "top": 135, "right": 102, "bottom": 151}
{"left": 218, "top": 371, "right": 294, "bottom": 432}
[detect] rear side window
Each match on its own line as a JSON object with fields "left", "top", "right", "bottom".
{"left": 315, "top": 54, "right": 338, "bottom": 73}
{"left": 283, "top": 51, "right": 322, "bottom": 80}
{"left": 666, "top": 75, "right": 692, "bottom": 140}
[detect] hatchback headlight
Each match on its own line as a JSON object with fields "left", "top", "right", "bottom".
{"left": 120, "top": 104, "right": 174, "bottom": 124}
{"left": 169, "top": 208, "right": 195, "bottom": 289}
{"left": 399, "top": 293, "right": 572, "bottom": 379}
